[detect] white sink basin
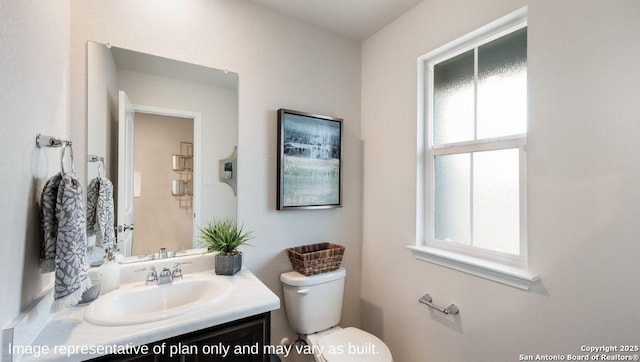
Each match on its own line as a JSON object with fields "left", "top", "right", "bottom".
{"left": 84, "top": 274, "right": 231, "bottom": 326}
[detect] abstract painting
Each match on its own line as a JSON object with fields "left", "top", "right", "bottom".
{"left": 277, "top": 109, "right": 342, "bottom": 210}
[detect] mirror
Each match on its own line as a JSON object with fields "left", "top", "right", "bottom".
{"left": 87, "top": 41, "right": 238, "bottom": 264}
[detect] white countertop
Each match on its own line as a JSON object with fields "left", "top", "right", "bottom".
{"left": 19, "top": 268, "right": 280, "bottom": 361}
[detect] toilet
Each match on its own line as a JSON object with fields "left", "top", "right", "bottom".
{"left": 280, "top": 268, "right": 393, "bottom": 362}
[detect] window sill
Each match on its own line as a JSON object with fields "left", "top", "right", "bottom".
{"left": 407, "top": 245, "right": 538, "bottom": 290}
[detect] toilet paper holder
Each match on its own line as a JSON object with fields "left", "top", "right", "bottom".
{"left": 419, "top": 294, "right": 459, "bottom": 315}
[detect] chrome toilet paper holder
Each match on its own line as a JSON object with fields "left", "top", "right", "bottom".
{"left": 419, "top": 293, "right": 460, "bottom": 315}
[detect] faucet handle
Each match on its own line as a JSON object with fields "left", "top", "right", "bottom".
{"left": 135, "top": 266, "right": 158, "bottom": 285}
{"left": 171, "top": 262, "right": 192, "bottom": 279}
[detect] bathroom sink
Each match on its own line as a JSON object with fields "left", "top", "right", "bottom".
{"left": 84, "top": 274, "right": 231, "bottom": 326}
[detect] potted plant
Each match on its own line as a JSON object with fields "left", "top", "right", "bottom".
{"left": 199, "top": 218, "right": 253, "bottom": 275}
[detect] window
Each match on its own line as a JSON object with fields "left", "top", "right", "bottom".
{"left": 411, "top": 8, "right": 537, "bottom": 290}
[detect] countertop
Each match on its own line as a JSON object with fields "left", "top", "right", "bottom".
{"left": 18, "top": 267, "right": 280, "bottom": 361}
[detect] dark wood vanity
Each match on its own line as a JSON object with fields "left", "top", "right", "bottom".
{"left": 91, "top": 313, "right": 271, "bottom": 362}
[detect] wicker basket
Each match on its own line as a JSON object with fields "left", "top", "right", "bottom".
{"left": 286, "top": 242, "right": 345, "bottom": 276}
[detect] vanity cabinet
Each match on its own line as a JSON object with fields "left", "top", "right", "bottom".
{"left": 92, "top": 313, "right": 270, "bottom": 362}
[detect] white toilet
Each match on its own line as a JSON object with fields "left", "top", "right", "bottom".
{"left": 280, "top": 268, "right": 393, "bottom": 362}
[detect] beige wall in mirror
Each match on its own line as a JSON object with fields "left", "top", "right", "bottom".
{"left": 87, "top": 41, "right": 238, "bottom": 263}
{"left": 133, "top": 113, "right": 194, "bottom": 255}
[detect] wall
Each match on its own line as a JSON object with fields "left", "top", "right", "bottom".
{"left": 0, "top": 0, "right": 70, "bottom": 357}
{"left": 133, "top": 114, "right": 194, "bottom": 255}
{"left": 71, "top": 0, "right": 362, "bottom": 347}
{"left": 361, "top": 0, "right": 640, "bottom": 361}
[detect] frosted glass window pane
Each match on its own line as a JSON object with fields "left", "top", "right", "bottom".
{"left": 433, "top": 50, "right": 475, "bottom": 145}
{"left": 434, "top": 154, "right": 471, "bottom": 245}
{"left": 473, "top": 149, "right": 520, "bottom": 254}
{"left": 477, "top": 27, "right": 527, "bottom": 139}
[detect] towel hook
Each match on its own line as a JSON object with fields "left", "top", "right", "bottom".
{"left": 60, "top": 143, "right": 75, "bottom": 175}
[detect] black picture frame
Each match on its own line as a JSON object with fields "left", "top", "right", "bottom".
{"left": 277, "top": 109, "right": 343, "bottom": 210}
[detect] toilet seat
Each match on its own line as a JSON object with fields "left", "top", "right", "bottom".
{"left": 316, "top": 327, "right": 393, "bottom": 362}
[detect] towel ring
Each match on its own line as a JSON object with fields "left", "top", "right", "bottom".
{"left": 98, "top": 158, "right": 105, "bottom": 178}
{"left": 61, "top": 143, "right": 75, "bottom": 175}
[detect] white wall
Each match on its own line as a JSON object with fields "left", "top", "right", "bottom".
{"left": 0, "top": 0, "right": 70, "bottom": 357}
{"left": 71, "top": 0, "right": 362, "bottom": 347}
{"left": 361, "top": 0, "right": 640, "bottom": 361}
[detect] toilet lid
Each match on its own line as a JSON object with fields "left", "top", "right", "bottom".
{"left": 317, "top": 327, "right": 392, "bottom": 362}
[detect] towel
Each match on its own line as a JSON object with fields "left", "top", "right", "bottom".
{"left": 40, "top": 173, "right": 62, "bottom": 272}
{"left": 86, "top": 177, "right": 115, "bottom": 246}
{"left": 40, "top": 172, "right": 92, "bottom": 312}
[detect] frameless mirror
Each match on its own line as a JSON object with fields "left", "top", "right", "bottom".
{"left": 87, "top": 41, "right": 238, "bottom": 264}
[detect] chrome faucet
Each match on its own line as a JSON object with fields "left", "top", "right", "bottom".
{"left": 137, "top": 262, "right": 193, "bottom": 285}
{"left": 157, "top": 267, "right": 173, "bottom": 284}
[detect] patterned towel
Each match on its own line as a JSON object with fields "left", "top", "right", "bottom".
{"left": 40, "top": 173, "right": 62, "bottom": 272}
{"left": 40, "top": 172, "right": 92, "bottom": 312}
{"left": 86, "top": 177, "right": 115, "bottom": 246}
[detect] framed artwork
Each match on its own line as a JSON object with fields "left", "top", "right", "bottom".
{"left": 277, "top": 109, "right": 343, "bottom": 210}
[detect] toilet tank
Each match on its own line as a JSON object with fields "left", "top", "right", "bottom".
{"left": 280, "top": 268, "right": 346, "bottom": 335}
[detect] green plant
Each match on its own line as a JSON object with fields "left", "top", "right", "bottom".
{"left": 198, "top": 218, "right": 253, "bottom": 255}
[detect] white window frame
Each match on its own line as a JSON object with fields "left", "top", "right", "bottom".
{"left": 409, "top": 7, "right": 538, "bottom": 290}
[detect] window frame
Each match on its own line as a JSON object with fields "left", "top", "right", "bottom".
{"left": 410, "top": 7, "right": 537, "bottom": 290}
